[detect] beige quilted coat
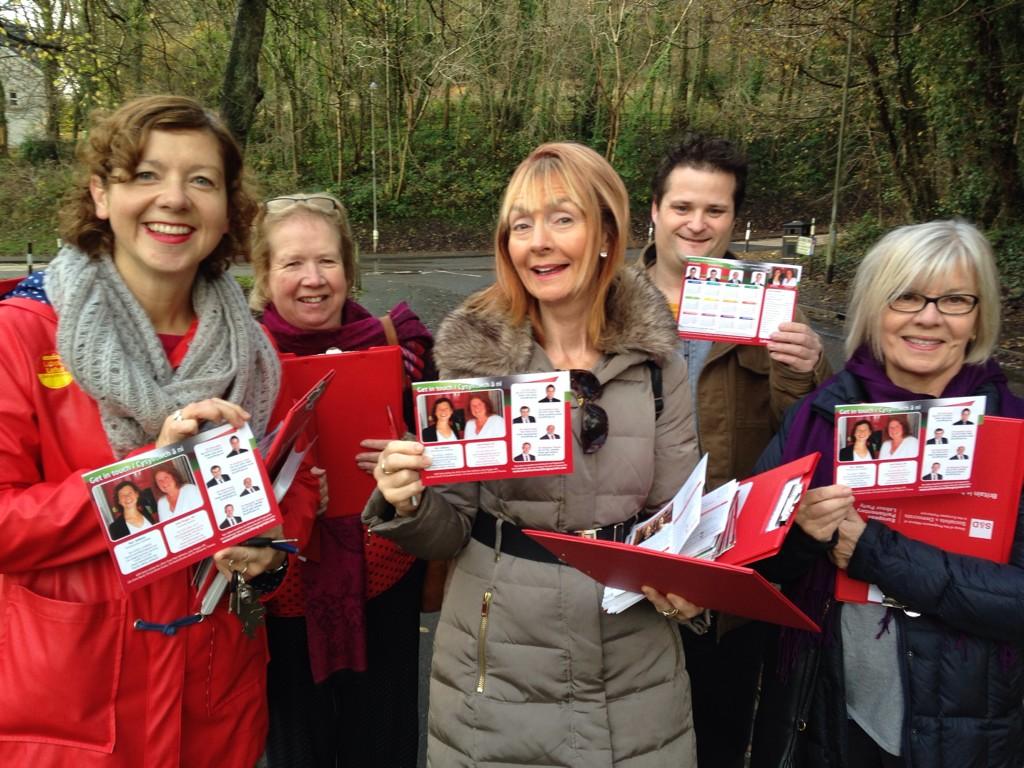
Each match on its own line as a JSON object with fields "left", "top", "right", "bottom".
{"left": 364, "top": 269, "right": 700, "bottom": 767}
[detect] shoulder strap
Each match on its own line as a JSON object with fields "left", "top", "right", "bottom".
{"left": 646, "top": 360, "right": 664, "bottom": 420}
{"left": 378, "top": 313, "right": 399, "bottom": 346}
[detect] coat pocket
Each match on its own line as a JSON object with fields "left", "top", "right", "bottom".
{"left": 0, "top": 583, "right": 125, "bottom": 752}
{"left": 204, "top": 613, "right": 268, "bottom": 714}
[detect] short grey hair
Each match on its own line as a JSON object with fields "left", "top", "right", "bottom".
{"left": 845, "top": 220, "right": 1000, "bottom": 365}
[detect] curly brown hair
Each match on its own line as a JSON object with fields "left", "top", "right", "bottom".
{"left": 58, "top": 95, "right": 258, "bottom": 277}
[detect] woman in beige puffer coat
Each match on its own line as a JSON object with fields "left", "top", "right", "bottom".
{"left": 366, "top": 142, "right": 702, "bottom": 767}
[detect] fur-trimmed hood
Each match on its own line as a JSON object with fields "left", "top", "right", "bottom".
{"left": 434, "top": 267, "right": 679, "bottom": 378}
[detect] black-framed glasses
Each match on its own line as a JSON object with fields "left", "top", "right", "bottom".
{"left": 264, "top": 195, "right": 341, "bottom": 214}
{"left": 570, "top": 369, "right": 609, "bottom": 454}
{"left": 888, "top": 292, "right": 979, "bottom": 316}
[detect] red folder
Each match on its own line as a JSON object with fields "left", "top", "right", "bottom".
{"left": 526, "top": 532, "right": 818, "bottom": 631}
{"left": 836, "top": 415, "right": 1024, "bottom": 602}
{"left": 524, "top": 453, "right": 822, "bottom": 631}
{"left": 717, "top": 452, "right": 820, "bottom": 566}
{"left": 281, "top": 347, "right": 404, "bottom": 517}
{"left": 0, "top": 276, "right": 23, "bottom": 296}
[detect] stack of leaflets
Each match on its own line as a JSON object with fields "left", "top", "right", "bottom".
{"left": 526, "top": 453, "right": 821, "bottom": 630}
{"left": 602, "top": 454, "right": 806, "bottom": 614}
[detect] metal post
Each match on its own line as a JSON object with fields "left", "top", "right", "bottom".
{"left": 26, "top": 242, "right": 33, "bottom": 274}
{"left": 369, "top": 81, "right": 379, "bottom": 255}
{"left": 744, "top": 221, "right": 751, "bottom": 252}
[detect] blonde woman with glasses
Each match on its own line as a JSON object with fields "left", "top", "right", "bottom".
{"left": 249, "top": 192, "right": 435, "bottom": 768}
{"left": 750, "top": 220, "right": 1024, "bottom": 768}
{"left": 368, "top": 143, "right": 704, "bottom": 767}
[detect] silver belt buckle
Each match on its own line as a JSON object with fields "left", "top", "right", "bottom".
{"left": 576, "top": 529, "right": 599, "bottom": 540}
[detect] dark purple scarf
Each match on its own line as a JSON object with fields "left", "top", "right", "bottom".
{"left": 776, "top": 345, "right": 1024, "bottom": 673}
{"left": 262, "top": 298, "right": 432, "bottom": 681}
{"left": 261, "top": 298, "right": 431, "bottom": 357}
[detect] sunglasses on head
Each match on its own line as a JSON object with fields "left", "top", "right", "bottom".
{"left": 264, "top": 195, "right": 341, "bottom": 214}
{"left": 570, "top": 369, "right": 608, "bottom": 454}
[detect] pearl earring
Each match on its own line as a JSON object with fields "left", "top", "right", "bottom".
{"left": 599, "top": 250, "right": 608, "bottom": 259}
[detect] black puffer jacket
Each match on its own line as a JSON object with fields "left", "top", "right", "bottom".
{"left": 751, "top": 370, "right": 1024, "bottom": 768}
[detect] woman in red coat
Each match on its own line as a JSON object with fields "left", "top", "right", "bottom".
{"left": 0, "top": 95, "right": 311, "bottom": 766}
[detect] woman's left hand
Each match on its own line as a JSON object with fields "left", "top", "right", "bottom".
{"left": 213, "top": 525, "right": 286, "bottom": 580}
{"left": 641, "top": 586, "right": 704, "bottom": 622}
{"left": 829, "top": 510, "right": 867, "bottom": 570}
{"left": 157, "top": 398, "right": 250, "bottom": 448}
{"left": 356, "top": 438, "right": 390, "bottom": 476}
{"left": 767, "top": 322, "right": 823, "bottom": 373}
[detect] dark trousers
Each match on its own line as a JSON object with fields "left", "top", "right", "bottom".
{"left": 265, "top": 560, "right": 425, "bottom": 768}
{"left": 847, "top": 720, "right": 905, "bottom": 768}
{"left": 682, "top": 618, "right": 765, "bottom": 768}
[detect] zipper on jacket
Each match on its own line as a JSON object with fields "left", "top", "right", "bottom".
{"left": 476, "top": 590, "right": 493, "bottom": 693}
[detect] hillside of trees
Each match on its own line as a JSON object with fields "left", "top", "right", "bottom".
{"left": 1, "top": 0, "right": 1021, "bottom": 292}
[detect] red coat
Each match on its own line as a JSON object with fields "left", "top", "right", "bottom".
{"left": 0, "top": 296, "right": 309, "bottom": 766}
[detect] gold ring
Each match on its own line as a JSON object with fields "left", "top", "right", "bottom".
{"left": 660, "top": 607, "right": 680, "bottom": 618}
{"left": 380, "top": 458, "right": 392, "bottom": 476}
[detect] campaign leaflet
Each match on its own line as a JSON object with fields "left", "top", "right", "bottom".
{"left": 833, "top": 395, "right": 985, "bottom": 499}
{"left": 413, "top": 371, "right": 573, "bottom": 486}
{"left": 835, "top": 414, "right": 1024, "bottom": 604}
{"left": 84, "top": 422, "right": 281, "bottom": 591}
{"left": 676, "top": 256, "right": 801, "bottom": 345}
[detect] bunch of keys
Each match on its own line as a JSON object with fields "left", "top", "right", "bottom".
{"left": 229, "top": 567, "right": 266, "bottom": 638}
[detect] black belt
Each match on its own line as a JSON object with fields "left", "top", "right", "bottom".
{"left": 470, "top": 511, "right": 639, "bottom": 564}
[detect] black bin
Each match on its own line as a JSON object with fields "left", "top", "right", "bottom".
{"left": 781, "top": 220, "right": 811, "bottom": 260}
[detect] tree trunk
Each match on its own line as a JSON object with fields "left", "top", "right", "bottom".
{"left": 972, "top": 1, "right": 1024, "bottom": 226}
{"left": 220, "top": 0, "right": 268, "bottom": 144}
{"left": 0, "top": 74, "right": 7, "bottom": 157}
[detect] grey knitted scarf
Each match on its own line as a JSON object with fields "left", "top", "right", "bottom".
{"left": 46, "top": 246, "right": 280, "bottom": 458}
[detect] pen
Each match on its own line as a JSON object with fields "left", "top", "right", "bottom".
{"left": 240, "top": 537, "right": 300, "bottom": 554}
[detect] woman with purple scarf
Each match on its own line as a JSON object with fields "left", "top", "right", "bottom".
{"left": 749, "top": 220, "right": 1024, "bottom": 768}
{"left": 250, "top": 193, "right": 435, "bottom": 768}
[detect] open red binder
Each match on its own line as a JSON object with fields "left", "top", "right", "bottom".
{"left": 525, "top": 453, "right": 821, "bottom": 631}
{"left": 836, "top": 414, "right": 1024, "bottom": 603}
{"left": 281, "top": 346, "right": 404, "bottom": 517}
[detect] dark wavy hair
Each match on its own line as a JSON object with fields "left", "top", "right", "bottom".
{"left": 58, "top": 95, "right": 258, "bottom": 278}
{"left": 431, "top": 396, "right": 455, "bottom": 423}
{"left": 111, "top": 480, "right": 156, "bottom": 522}
{"left": 650, "top": 134, "right": 748, "bottom": 211}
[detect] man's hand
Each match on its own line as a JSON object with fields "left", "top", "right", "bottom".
{"left": 767, "top": 322, "right": 823, "bottom": 373}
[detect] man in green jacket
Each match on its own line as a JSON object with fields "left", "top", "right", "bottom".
{"left": 642, "top": 135, "right": 831, "bottom": 767}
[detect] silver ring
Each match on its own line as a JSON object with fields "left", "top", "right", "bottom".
{"left": 172, "top": 409, "right": 184, "bottom": 422}
{"left": 660, "top": 607, "right": 680, "bottom": 618}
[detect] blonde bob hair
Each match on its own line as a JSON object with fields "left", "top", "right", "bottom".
{"left": 845, "top": 220, "right": 1000, "bottom": 365}
{"left": 248, "top": 192, "right": 355, "bottom": 313}
{"left": 467, "top": 142, "right": 629, "bottom": 346}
